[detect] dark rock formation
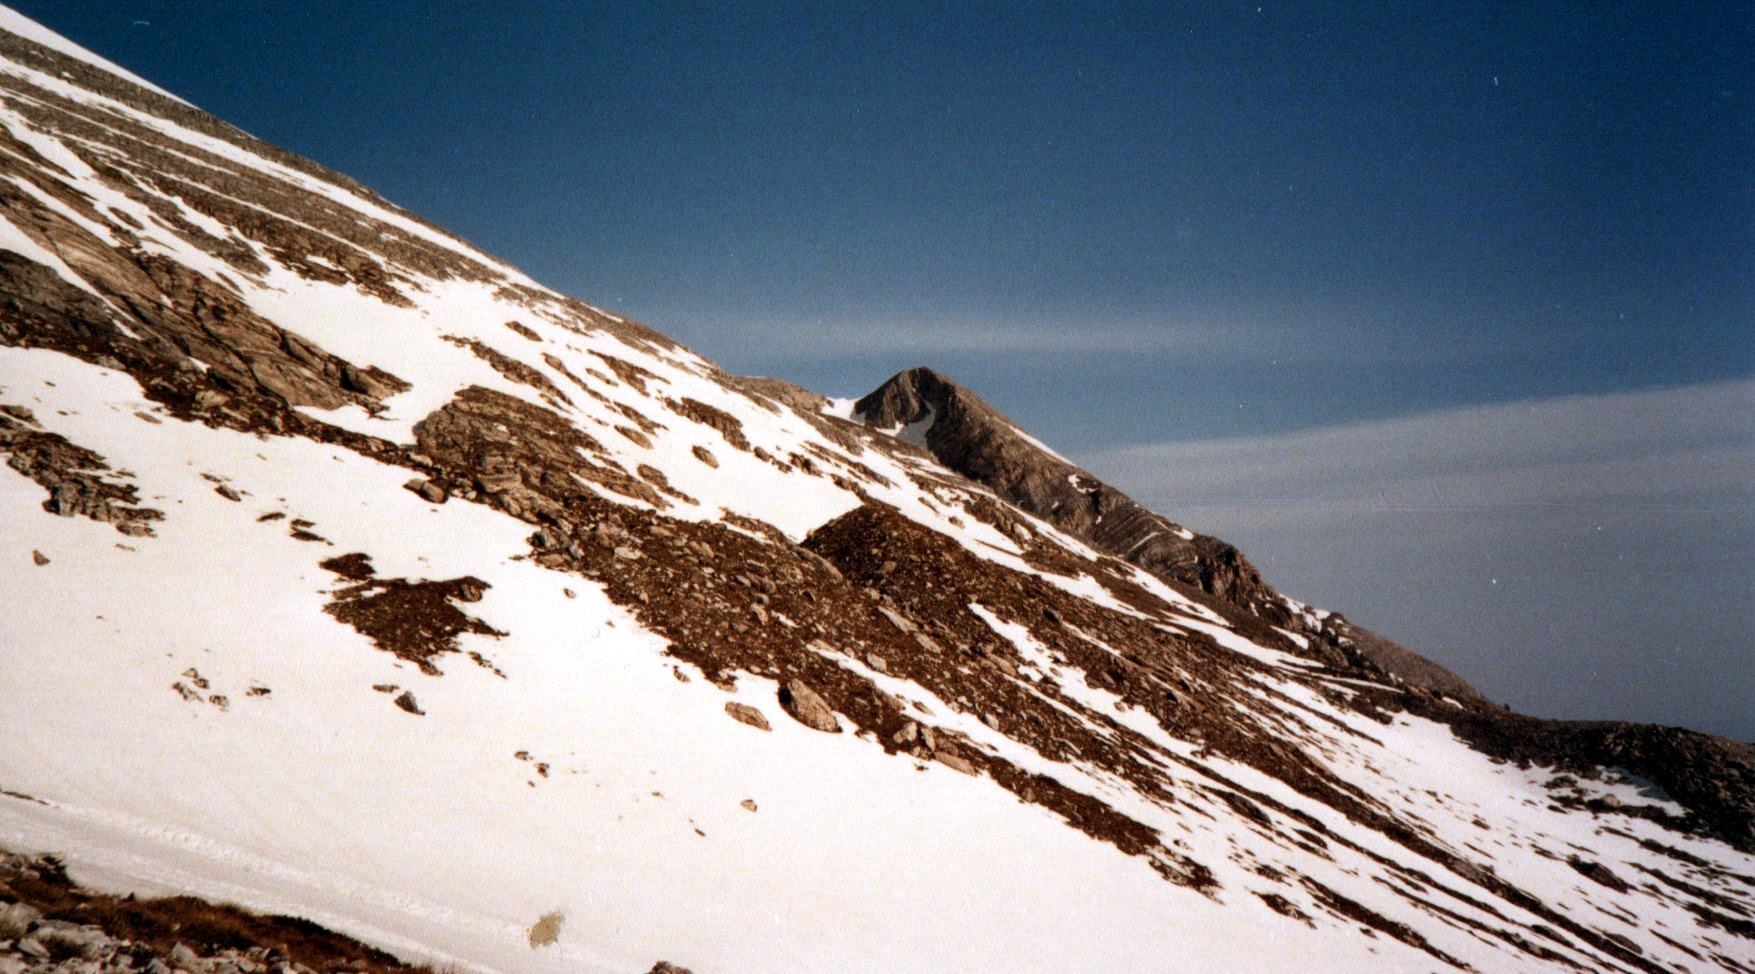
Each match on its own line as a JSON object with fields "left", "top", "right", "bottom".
{"left": 855, "top": 367, "right": 1482, "bottom": 700}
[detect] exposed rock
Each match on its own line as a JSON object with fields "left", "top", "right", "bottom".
{"left": 29, "top": 921, "right": 109, "bottom": 961}
{"left": 29, "top": 550, "right": 46, "bottom": 566}
{"left": 1567, "top": 856, "right": 1632, "bottom": 893}
{"left": 935, "top": 750, "right": 979, "bottom": 776}
{"left": 169, "top": 943, "right": 204, "bottom": 971}
{"left": 403, "top": 479, "right": 446, "bottom": 504}
{"left": 854, "top": 366, "right": 1484, "bottom": 700}
{"left": 0, "top": 900, "right": 41, "bottom": 938}
{"left": 723, "top": 702, "right": 770, "bottom": 731}
{"left": 646, "top": 963, "right": 694, "bottom": 974}
{"left": 875, "top": 605, "right": 915, "bottom": 634}
{"left": 0, "top": 411, "right": 164, "bottom": 537}
{"left": 392, "top": 691, "right": 424, "bottom": 716}
{"left": 778, "top": 679, "right": 840, "bottom": 733}
{"left": 526, "top": 911, "right": 563, "bottom": 948}
{"left": 318, "top": 555, "right": 502, "bottom": 672}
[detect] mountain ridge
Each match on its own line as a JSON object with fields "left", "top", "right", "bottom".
{"left": 854, "top": 365, "right": 1486, "bottom": 701}
{"left": 0, "top": 8, "right": 1751, "bottom": 973}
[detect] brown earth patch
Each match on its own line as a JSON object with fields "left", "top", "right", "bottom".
{"left": 319, "top": 553, "right": 502, "bottom": 674}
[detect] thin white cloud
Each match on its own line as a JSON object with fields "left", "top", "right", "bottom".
{"left": 1080, "top": 378, "right": 1755, "bottom": 739}
{"left": 1085, "top": 377, "right": 1755, "bottom": 521}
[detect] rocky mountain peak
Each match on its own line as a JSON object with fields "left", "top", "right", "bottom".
{"left": 856, "top": 366, "right": 1484, "bottom": 701}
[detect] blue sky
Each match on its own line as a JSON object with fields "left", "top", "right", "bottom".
{"left": 14, "top": 2, "right": 1752, "bottom": 737}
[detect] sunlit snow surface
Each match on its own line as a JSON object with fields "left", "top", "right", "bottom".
{"left": 0, "top": 8, "right": 1751, "bottom": 974}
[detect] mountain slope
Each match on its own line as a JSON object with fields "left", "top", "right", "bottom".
{"left": 854, "top": 365, "right": 1484, "bottom": 699}
{"left": 0, "top": 9, "right": 1751, "bottom": 974}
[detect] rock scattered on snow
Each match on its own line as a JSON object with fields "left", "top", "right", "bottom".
{"left": 403, "top": 478, "right": 447, "bottom": 504}
{"left": 723, "top": 701, "right": 770, "bottom": 731}
{"left": 526, "top": 911, "right": 563, "bottom": 948}
{"left": 392, "top": 691, "right": 424, "bottom": 716}
{"left": 29, "top": 550, "right": 47, "bottom": 566}
{"left": 778, "top": 679, "right": 840, "bottom": 733}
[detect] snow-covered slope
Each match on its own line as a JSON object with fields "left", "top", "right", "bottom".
{"left": 0, "top": 8, "right": 1751, "bottom": 973}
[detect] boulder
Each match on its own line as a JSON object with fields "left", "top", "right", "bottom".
{"left": 723, "top": 702, "right": 770, "bottom": 731}
{"left": 404, "top": 478, "right": 446, "bottom": 504}
{"left": 778, "top": 680, "right": 840, "bottom": 733}
{"left": 0, "top": 900, "right": 40, "bottom": 939}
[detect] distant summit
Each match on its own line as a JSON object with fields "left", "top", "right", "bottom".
{"left": 856, "top": 366, "right": 1483, "bottom": 700}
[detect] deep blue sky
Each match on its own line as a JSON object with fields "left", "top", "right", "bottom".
{"left": 12, "top": 2, "right": 1754, "bottom": 736}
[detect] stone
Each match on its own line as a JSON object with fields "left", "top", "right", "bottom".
{"left": 739, "top": 799, "right": 758, "bottom": 812}
{"left": 935, "top": 749, "right": 979, "bottom": 776}
{"left": 778, "top": 679, "right": 840, "bottom": 733}
{"left": 876, "top": 605, "right": 915, "bottom": 634}
{"left": 1567, "top": 855, "right": 1631, "bottom": 893}
{"left": 723, "top": 702, "right": 770, "bottom": 731}
{"left": 865, "top": 653, "right": 888, "bottom": 672}
{"left": 214, "top": 484, "right": 241, "bottom": 502}
{"left": 0, "top": 900, "right": 39, "bottom": 939}
{"left": 403, "top": 478, "right": 447, "bottom": 504}
{"left": 648, "top": 964, "right": 694, "bottom": 974}
{"left": 30, "top": 550, "right": 47, "bottom": 566}
{"left": 14, "top": 938, "right": 48, "bottom": 961}
{"left": 891, "top": 721, "right": 919, "bottom": 747}
{"left": 169, "top": 942, "right": 204, "bottom": 971}
{"left": 35, "top": 919, "right": 109, "bottom": 961}
{"left": 393, "top": 690, "right": 425, "bottom": 715}
{"left": 613, "top": 546, "right": 641, "bottom": 561}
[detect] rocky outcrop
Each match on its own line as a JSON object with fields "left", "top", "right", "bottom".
{"left": 0, "top": 406, "right": 162, "bottom": 537}
{"left": 856, "top": 368, "right": 1279, "bottom": 607}
{"left": 855, "top": 367, "right": 1483, "bottom": 700}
